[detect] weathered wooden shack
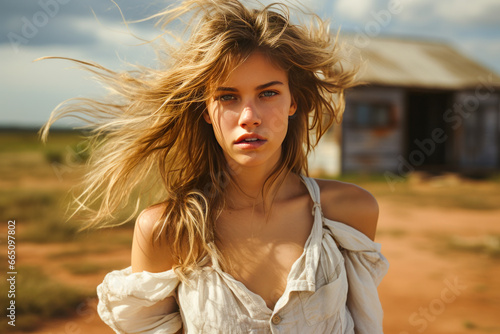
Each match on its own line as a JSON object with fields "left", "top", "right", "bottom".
{"left": 309, "top": 37, "right": 500, "bottom": 177}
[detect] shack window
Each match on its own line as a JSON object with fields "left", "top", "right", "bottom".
{"left": 352, "top": 102, "right": 396, "bottom": 129}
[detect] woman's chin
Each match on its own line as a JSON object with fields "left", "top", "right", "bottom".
{"left": 225, "top": 154, "right": 281, "bottom": 173}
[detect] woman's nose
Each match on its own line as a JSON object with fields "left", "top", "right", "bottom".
{"left": 238, "top": 104, "right": 261, "bottom": 128}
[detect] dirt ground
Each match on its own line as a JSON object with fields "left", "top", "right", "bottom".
{"left": 10, "top": 193, "right": 500, "bottom": 334}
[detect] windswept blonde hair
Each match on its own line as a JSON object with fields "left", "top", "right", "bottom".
{"left": 41, "top": 0, "right": 359, "bottom": 281}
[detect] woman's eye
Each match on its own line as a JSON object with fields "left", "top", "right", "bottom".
{"left": 260, "top": 90, "right": 278, "bottom": 98}
{"left": 217, "top": 94, "right": 235, "bottom": 102}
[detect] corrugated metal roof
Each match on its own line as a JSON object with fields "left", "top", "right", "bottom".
{"left": 343, "top": 36, "right": 500, "bottom": 90}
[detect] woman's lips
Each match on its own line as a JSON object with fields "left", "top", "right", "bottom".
{"left": 234, "top": 139, "right": 267, "bottom": 149}
{"left": 234, "top": 133, "right": 267, "bottom": 149}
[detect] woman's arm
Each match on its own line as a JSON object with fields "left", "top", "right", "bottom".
{"left": 131, "top": 204, "right": 181, "bottom": 317}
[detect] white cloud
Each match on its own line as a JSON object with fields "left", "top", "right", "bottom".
{"left": 0, "top": 45, "right": 101, "bottom": 126}
{"left": 435, "top": 0, "right": 500, "bottom": 25}
{"left": 0, "top": 38, "right": 156, "bottom": 126}
{"left": 247, "top": 0, "right": 326, "bottom": 12}
{"left": 399, "top": 0, "right": 500, "bottom": 27}
{"left": 334, "top": 0, "right": 374, "bottom": 21}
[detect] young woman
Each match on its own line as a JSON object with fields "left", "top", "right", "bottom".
{"left": 42, "top": 0, "right": 388, "bottom": 333}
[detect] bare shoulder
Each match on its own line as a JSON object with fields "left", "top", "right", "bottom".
{"left": 132, "top": 204, "right": 181, "bottom": 318}
{"left": 136, "top": 203, "right": 166, "bottom": 236}
{"left": 131, "top": 203, "right": 175, "bottom": 273}
{"left": 315, "top": 178, "right": 379, "bottom": 240}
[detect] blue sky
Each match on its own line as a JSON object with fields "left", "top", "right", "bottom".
{"left": 1, "top": 0, "right": 499, "bottom": 127}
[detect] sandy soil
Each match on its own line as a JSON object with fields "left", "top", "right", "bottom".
{"left": 377, "top": 202, "right": 500, "bottom": 333}
{"left": 10, "top": 199, "right": 500, "bottom": 334}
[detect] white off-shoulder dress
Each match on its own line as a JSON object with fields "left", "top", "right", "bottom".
{"left": 97, "top": 176, "right": 389, "bottom": 333}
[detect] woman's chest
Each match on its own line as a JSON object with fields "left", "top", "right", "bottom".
{"left": 214, "top": 197, "right": 314, "bottom": 309}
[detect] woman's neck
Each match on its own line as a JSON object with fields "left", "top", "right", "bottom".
{"left": 224, "top": 164, "right": 298, "bottom": 211}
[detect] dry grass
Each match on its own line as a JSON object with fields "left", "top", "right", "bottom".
{"left": 0, "top": 266, "right": 93, "bottom": 332}
{"left": 445, "top": 235, "right": 500, "bottom": 257}
{"left": 2, "top": 129, "right": 500, "bottom": 331}
{"left": 335, "top": 172, "right": 500, "bottom": 211}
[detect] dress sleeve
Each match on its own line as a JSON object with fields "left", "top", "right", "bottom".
{"left": 97, "top": 266, "right": 182, "bottom": 334}
{"left": 324, "top": 220, "right": 389, "bottom": 334}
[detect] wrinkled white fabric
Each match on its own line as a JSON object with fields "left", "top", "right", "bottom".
{"left": 97, "top": 176, "right": 389, "bottom": 333}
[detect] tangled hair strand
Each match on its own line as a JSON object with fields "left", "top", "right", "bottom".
{"left": 40, "top": 0, "right": 359, "bottom": 282}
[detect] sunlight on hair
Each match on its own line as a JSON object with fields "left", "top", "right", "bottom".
{"left": 40, "top": 0, "right": 360, "bottom": 282}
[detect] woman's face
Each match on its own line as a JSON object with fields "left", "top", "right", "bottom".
{"left": 204, "top": 52, "right": 297, "bottom": 171}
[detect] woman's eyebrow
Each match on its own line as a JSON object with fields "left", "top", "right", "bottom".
{"left": 256, "top": 81, "right": 284, "bottom": 90}
{"left": 216, "top": 86, "right": 238, "bottom": 92}
{"left": 215, "top": 81, "right": 284, "bottom": 92}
